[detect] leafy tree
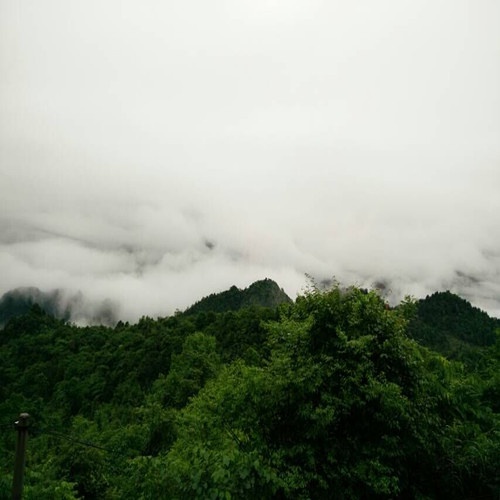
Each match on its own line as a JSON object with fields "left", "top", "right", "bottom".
{"left": 157, "top": 285, "right": 499, "bottom": 498}
{"left": 1, "top": 281, "right": 498, "bottom": 498}
{"left": 163, "top": 332, "right": 221, "bottom": 408}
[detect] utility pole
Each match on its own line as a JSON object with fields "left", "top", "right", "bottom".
{"left": 12, "top": 413, "right": 29, "bottom": 500}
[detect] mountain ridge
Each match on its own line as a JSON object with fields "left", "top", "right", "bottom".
{"left": 407, "top": 290, "right": 500, "bottom": 357}
{"left": 0, "top": 287, "right": 117, "bottom": 327}
{"left": 183, "top": 278, "right": 293, "bottom": 315}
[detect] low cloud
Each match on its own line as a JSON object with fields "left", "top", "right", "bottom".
{"left": 1, "top": 159, "right": 499, "bottom": 322}
{"left": 1, "top": 1, "right": 499, "bottom": 322}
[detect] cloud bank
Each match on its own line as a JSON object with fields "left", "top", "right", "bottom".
{"left": 1, "top": 0, "right": 499, "bottom": 322}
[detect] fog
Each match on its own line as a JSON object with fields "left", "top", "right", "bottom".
{"left": 1, "top": 0, "right": 499, "bottom": 322}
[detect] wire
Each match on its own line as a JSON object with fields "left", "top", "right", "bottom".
{"left": 43, "top": 430, "right": 115, "bottom": 453}
{"left": 40, "top": 429, "right": 134, "bottom": 459}
{"left": 3, "top": 421, "right": 145, "bottom": 461}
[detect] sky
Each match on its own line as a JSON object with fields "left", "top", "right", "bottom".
{"left": 1, "top": 0, "right": 499, "bottom": 322}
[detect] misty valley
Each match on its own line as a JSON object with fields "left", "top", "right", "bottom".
{"left": 1, "top": 279, "right": 499, "bottom": 499}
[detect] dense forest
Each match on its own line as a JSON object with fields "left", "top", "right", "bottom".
{"left": 1, "top": 280, "right": 499, "bottom": 499}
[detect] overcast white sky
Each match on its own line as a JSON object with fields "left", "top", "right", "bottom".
{"left": 1, "top": 0, "right": 499, "bottom": 322}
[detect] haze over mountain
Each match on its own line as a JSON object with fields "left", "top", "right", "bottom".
{"left": 1, "top": 1, "right": 499, "bottom": 320}
{"left": 0, "top": 279, "right": 291, "bottom": 327}
{"left": 0, "top": 287, "right": 118, "bottom": 327}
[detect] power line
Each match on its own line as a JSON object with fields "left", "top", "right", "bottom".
{"left": 44, "top": 429, "right": 129, "bottom": 458}
{"left": 39, "top": 428, "right": 137, "bottom": 459}
{"left": 3, "top": 419, "right": 150, "bottom": 462}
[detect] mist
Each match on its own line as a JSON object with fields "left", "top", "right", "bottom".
{"left": 1, "top": 0, "right": 499, "bottom": 322}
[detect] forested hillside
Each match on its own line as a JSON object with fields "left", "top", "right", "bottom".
{"left": 0, "top": 288, "right": 117, "bottom": 328}
{"left": 407, "top": 291, "right": 499, "bottom": 353}
{"left": 1, "top": 282, "right": 499, "bottom": 499}
{"left": 184, "top": 278, "right": 292, "bottom": 315}
{"left": 0, "top": 288, "right": 67, "bottom": 327}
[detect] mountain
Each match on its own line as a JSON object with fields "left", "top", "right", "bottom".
{"left": 1, "top": 283, "right": 498, "bottom": 498}
{"left": 407, "top": 290, "right": 500, "bottom": 357}
{"left": 0, "top": 279, "right": 290, "bottom": 327}
{"left": 0, "top": 287, "right": 117, "bottom": 327}
{"left": 184, "top": 278, "right": 292, "bottom": 315}
{"left": 0, "top": 287, "right": 66, "bottom": 327}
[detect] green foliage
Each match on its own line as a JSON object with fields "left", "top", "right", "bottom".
{"left": 163, "top": 332, "right": 221, "bottom": 408}
{"left": 156, "top": 286, "right": 500, "bottom": 498}
{"left": 0, "top": 281, "right": 498, "bottom": 498}
{"left": 408, "top": 291, "right": 499, "bottom": 355}
{"left": 23, "top": 461, "right": 80, "bottom": 500}
{"left": 163, "top": 362, "right": 280, "bottom": 498}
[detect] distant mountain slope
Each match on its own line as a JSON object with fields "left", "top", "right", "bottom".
{"left": 407, "top": 290, "right": 500, "bottom": 356}
{"left": 0, "top": 287, "right": 117, "bottom": 327}
{"left": 184, "top": 278, "right": 292, "bottom": 315}
{"left": 0, "top": 287, "right": 66, "bottom": 327}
